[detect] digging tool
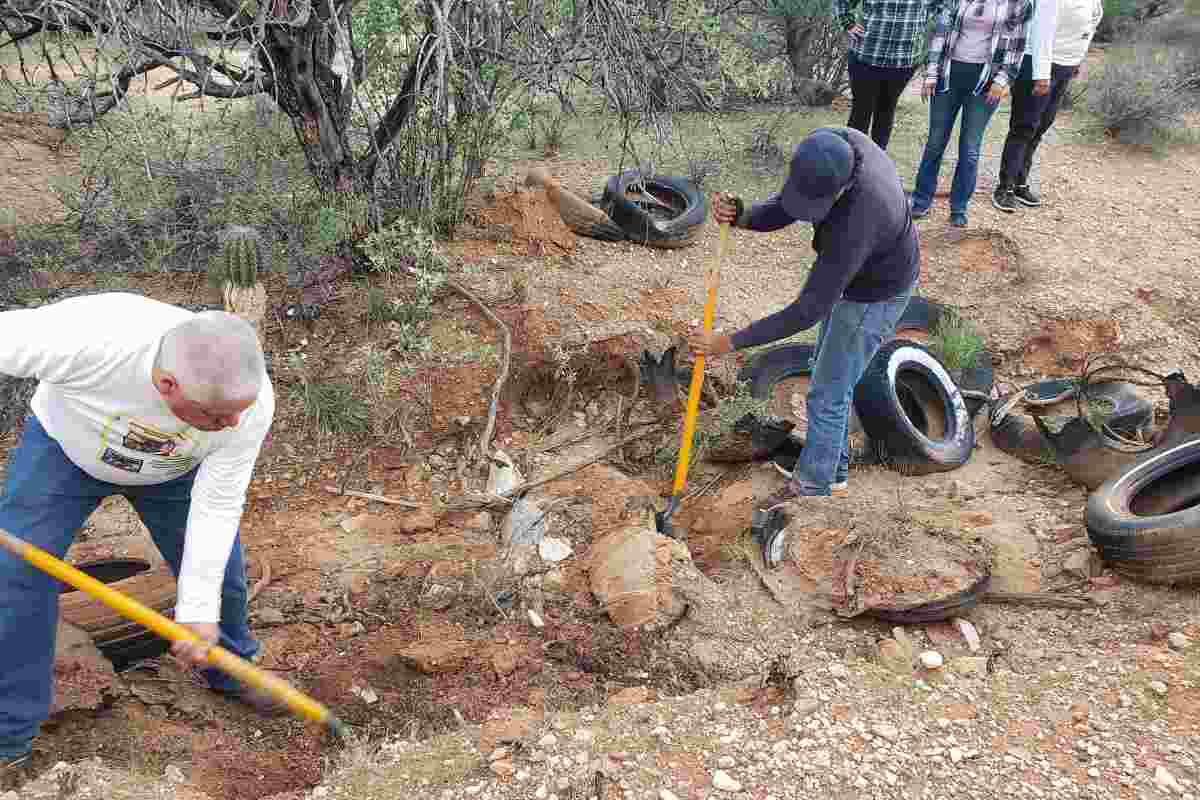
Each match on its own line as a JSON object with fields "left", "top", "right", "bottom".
{"left": 0, "top": 527, "right": 348, "bottom": 741}
{"left": 655, "top": 221, "right": 729, "bottom": 537}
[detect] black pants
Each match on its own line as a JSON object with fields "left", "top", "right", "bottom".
{"left": 999, "top": 55, "right": 1076, "bottom": 187}
{"left": 847, "top": 51, "right": 917, "bottom": 151}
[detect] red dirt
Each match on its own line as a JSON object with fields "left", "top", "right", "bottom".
{"left": 473, "top": 187, "right": 578, "bottom": 256}
{"left": 1020, "top": 318, "right": 1123, "bottom": 375}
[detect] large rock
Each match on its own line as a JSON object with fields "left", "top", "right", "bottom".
{"left": 52, "top": 621, "right": 125, "bottom": 714}
{"left": 586, "top": 525, "right": 691, "bottom": 630}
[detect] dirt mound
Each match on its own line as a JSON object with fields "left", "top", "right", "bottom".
{"left": 754, "top": 492, "right": 994, "bottom": 622}
{"left": 1021, "top": 318, "right": 1123, "bottom": 375}
{"left": 924, "top": 227, "right": 1025, "bottom": 275}
{"left": 474, "top": 187, "right": 577, "bottom": 256}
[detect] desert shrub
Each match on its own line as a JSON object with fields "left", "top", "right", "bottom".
{"left": 1086, "top": 45, "right": 1193, "bottom": 144}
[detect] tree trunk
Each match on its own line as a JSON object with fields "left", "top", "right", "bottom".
{"left": 783, "top": 15, "right": 838, "bottom": 105}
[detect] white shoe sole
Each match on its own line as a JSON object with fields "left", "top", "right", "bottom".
{"left": 771, "top": 462, "right": 848, "bottom": 494}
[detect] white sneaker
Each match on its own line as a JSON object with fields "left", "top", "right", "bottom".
{"left": 771, "top": 462, "right": 848, "bottom": 494}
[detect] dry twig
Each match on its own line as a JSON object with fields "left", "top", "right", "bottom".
{"left": 323, "top": 485, "right": 424, "bottom": 508}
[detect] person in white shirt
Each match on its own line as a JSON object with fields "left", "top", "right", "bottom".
{"left": 0, "top": 293, "right": 278, "bottom": 780}
{"left": 994, "top": 0, "right": 1103, "bottom": 210}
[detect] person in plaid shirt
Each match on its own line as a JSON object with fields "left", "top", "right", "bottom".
{"left": 836, "top": 0, "right": 945, "bottom": 150}
{"left": 908, "top": 0, "right": 1034, "bottom": 227}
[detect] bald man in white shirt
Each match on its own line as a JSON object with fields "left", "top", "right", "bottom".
{"left": 0, "top": 293, "right": 279, "bottom": 783}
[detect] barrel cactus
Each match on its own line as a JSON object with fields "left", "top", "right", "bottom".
{"left": 212, "top": 225, "right": 268, "bottom": 332}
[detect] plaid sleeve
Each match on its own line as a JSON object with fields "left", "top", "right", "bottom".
{"left": 992, "top": 0, "right": 1033, "bottom": 87}
{"left": 835, "top": 0, "right": 858, "bottom": 31}
{"left": 924, "top": 3, "right": 953, "bottom": 81}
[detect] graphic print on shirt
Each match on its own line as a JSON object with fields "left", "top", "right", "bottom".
{"left": 98, "top": 415, "right": 202, "bottom": 476}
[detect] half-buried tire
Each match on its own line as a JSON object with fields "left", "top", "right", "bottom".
{"left": 59, "top": 559, "right": 176, "bottom": 671}
{"left": 853, "top": 339, "right": 974, "bottom": 474}
{"left": 736, "top": 342, "right": 877, "bottom": 468}
{"left": 600, "top": 171, "right": 706, "bottom": 249}
{"left": 1085, "top": 437, "right": 1200, "bottom": 583}
{"left": 891, "top": 297, "right": 994, "bottom": 414}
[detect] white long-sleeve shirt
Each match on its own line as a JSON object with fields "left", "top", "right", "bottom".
{"left": 1052, "top": 0, "right": 1103, "bottom": 66}
{"left": 0, "top": 293, "right": 274, "bottom": 623}
{"left": 1024, "top": 0, "right": 1059, "bottom": 81}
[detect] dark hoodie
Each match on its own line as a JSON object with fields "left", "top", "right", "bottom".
{"left": 730, "top": 127, "right": 920, "bottom": 351}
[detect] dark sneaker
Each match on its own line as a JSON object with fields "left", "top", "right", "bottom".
{"left": 1013, "top": 184, "right": 1041, "bottom": 207}
{"left": 950, "top": 212, "right": 968, "bottom": 228}
{"left": 1, "top": 752, "right": 33, "bottom": 790}
{"left": 992, "top": 185, "right": 1017, "bottom": 213}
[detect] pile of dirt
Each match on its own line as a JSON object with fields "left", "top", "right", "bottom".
{"left": 1021, "top": 318, "right": 1123, "bottom": 374}
{"left": 474, "top": 187, "right": 577, "bottom": 256}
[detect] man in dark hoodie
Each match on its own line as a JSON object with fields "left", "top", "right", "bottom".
{"left": 688, "top": 126, "right": 919, "bottom": 551}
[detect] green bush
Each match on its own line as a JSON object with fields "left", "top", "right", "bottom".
{"left": 1087, "top": 45, "right": 1193, "bottom": 144}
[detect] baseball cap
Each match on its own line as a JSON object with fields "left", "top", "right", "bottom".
{"left": 779, "top": 129, "right": 855, "bottom": 222}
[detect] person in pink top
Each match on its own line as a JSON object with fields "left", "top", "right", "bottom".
{"left": 909, "top": 0, "right": 1034, "bottom": 226}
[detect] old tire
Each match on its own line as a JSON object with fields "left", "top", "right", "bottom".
{"left": 867, "top": 575, "right": 992, "bottom": 624}
{"left": 853, "top": 339, "right": 975, "bottom": 475}
{"left": 1085, "top": 437, "right": 1200, "bottom": 583}
{"left": 736, "top": 342, "right": 876, "bottom": 468}
{"left": 59, "top": 559, "right": 176, "bottom": 671}
{"left": 600, "top": 171, "right": 706, "bottom": 249}
{"left": 892, "top": 297, "right": 993, "bottom": 413}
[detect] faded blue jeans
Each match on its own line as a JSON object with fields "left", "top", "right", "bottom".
{"left": 790, "top": 283, "right": 915, "bottom": 495}
{"left": 0, "top": 416, "right": 258, "bottom": 760}
{"left": 910, "top": 60, "right": 1000, "bottom": 216}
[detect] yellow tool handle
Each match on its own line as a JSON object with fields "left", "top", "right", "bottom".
{"left": 671, "top": 222, "right": 729, "bottom": 497}
{"left": 0, "top": 527, "right": 343, "bottom": 736}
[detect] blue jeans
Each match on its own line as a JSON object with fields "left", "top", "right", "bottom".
{"left": 0, "top": 416, "right": 258, "bottom": 759}
{"left": 790, "top": 283, "right": 915, "bottom": 495}
{"left": 911, "top": 61, "right": 1000, "bottom": 215}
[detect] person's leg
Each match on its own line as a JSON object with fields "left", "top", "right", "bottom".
{"left": 790, "top": 283, "right": 917, "bottom": 496}
{"left": 1016, "top": 63, "right": 1075, "bottom": 203}
{"left": 870, "top": 66, "right": 917, "bottom": 151}
{"left": 949, "top": 89, "right": 1000, "bottom": 219}
{"left": 996, "top": 56, "right": 1042, "bottom": 211}
{"left": 911, "top": 86, "right": 966, "bottom": 214}
{"left": 809, "top": 313, "right": 851, "bottom": 486}
{"left": 847, "top": 52, "right": 883, "bottom": 138}
{"left": 127, "top": 473, "right": 259, "bottom": 694}
{"left": 0, "top": 416, "right": 106, "bottom": 761}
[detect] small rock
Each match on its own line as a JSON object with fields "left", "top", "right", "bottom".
{"left": 490, "top": 760, "right": 516, "bottom": 778}
{"left": 1070, "top": 702, "right": 1090, "bottom": 723}
{"left": 351, "top": 684, "right": 379, "bottom": 705}
{"left": 1063, "top": 548, "right": 1100, "bottom": 579}
{"left": 538, "top": 734, "right": 558, "bottom": 748}
{"left": 659, "top": 791, "right": 681, "bottom": 800}
{"left": 1087, "top": 767, "right": 1100, "bottom": 778}
{"left": 1169, "top": 632, "right": 1191, "bottom": 651}
{"left": 793, "top": 698, "right": 820, "bottom": 717}
{"left": 949, "top": 747, "right": 965, "bottom": 764}
{"left": 712, "top": 770, "right": 742, "bottom": 793}
{"left": 1148, "top": 680, "right": 1169, "bottom": 697}
{"left": 953, "top": 618, "right": 981, "bottom": 652}
{"left": 539, "top": 536, "right": 573, "bottom": 563}
{"left": 574, "top": 727, "right": 595, "bottom": 742}
{"left": 535, "top": 785, "right": 548, "bottom": 800}
{"left": 919, "top": 651, "right": 944, "bottom": 670}
{"left": 1156, "top": 766, "right": 1185, "bottom": 794}
{"left": 828, "top": 662, "right": 849, "bottom": 679}
{"left": 489, "top": 747, "right": 511, "bottom": 762}
{"left": 871, "top": 723, "right": 900, "bottom": 742}
{"left": 527, "top": 608, "right": 544, "bottom": 628}
{"left": 164, "top": 764, "right": 186, "bottom": 783}
{"left": 717, "top": 755, "right": 736, "bottom": 768}
{"left": 311, "top": 788, "right": 330, "bottom": 799}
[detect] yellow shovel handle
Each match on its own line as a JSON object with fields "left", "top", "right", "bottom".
{"left": 671, "top": 221, "right": 729, "bottom": 497}
{"left": 0, "top": 527, "right": 344, "bottom": 737}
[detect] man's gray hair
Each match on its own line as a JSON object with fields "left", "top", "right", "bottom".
{"left": 156, "top": 312, "right": 265, "bottom": 406}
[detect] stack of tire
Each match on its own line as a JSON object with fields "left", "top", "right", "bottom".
{"left": 738, "top": 297, "right": 994, "bottom": 476}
